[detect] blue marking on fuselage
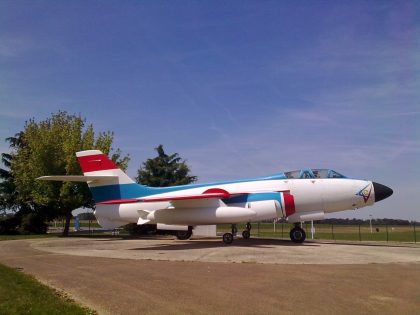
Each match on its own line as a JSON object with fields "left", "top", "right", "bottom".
{"left": 224, "top": 192, "right": 281, "bottom": 204}
{"left": 90, "top": 174, "right": 288, "bottom": 202}
{"left": 90, "top": 183, "right": 145, "bottom": 202}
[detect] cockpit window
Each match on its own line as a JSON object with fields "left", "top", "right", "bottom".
{"left": 300, "top": 169, "right": 314, "bottom": 178}
{"left": 312, "top": 169, "right": 327, "bottom": 178}
{"left": 327, "top": 170, "right": 346, "bottom": 178}
{"left": 284, "top": 170, "right": 300, "bottom": 179}
{"left": 285, "top": 169, "right": 346, "bottom": 179}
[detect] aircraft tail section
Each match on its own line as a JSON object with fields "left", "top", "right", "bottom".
{"left": 76, "top": 150, "right": 133, "bottom": 183}
{"left": 75, "top": 150, "right": 150, "bottom": 203}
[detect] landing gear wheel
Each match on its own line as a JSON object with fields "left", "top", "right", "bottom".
{"left": 242, "top": 230, "right": 251, "bottom": 239}
{"left": 290, "top": 227, "right": 306, "bottom": 243}
{"left": 223, "top": 233, "right": 234, "bottom": 244}
{"left": 176, "top": 226, "right": 193, "bottom": 240}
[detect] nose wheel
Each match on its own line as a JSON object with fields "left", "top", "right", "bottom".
{"left": 290, "top": 225, "right": 306, "bottom": 243}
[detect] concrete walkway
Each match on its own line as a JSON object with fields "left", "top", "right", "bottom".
{"left": 30, "top": 237, "right": 420, "bottom": 265}
{"left": 0, "top": 238, "right": 419, "bottom": 315}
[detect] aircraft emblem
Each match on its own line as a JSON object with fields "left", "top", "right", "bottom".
{"left": 356, "top": 183, "right": 372, "bottom": 203}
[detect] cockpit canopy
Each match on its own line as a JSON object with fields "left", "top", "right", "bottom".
{"left": 284, "top": 169, "right": 346, "bottom": 179}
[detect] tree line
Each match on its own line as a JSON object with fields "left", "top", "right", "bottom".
{"left": 0, "top": 111, "right": 196, "bottom": 235}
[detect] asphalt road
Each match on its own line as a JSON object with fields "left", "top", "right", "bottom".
{"left": 0, "top": 237, "right": 419, "bottom": 315}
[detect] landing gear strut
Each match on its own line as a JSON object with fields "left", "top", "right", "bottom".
{"left": 290, "top": 224, "right": 306, "bottom": 243}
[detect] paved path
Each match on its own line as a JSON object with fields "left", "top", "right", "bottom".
{"left": 30, "top": 237, "right": 420, "bottom": 265}
{"left": 0, "top": 238, "right": 419, "bottom": 315}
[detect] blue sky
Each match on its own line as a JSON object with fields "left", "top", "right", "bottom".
{"left": 1, "top": 1, "right": 419, "bottom": 220}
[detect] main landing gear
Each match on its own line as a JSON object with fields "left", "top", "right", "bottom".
{"left": 289, "top": 223, "right": 306, "bottom": 243}
{"left": 176, "top": 226, "right": 193, "bottom": 240}
{"left": 222, "top": 223, "right": 252, "bottom": 244}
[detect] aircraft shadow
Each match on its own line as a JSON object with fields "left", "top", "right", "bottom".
{"left": 67, "top": 236, "right": 416, "bottom": 249}
{"left": 315, "top": 240, "right": 418, "bottom": 249}
{"left": 129, "top": 238, "right": 319, "bottom": 251}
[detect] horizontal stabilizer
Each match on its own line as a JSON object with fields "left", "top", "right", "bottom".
{"left": 37, "top": 175, "right": 118, "bottom": 182}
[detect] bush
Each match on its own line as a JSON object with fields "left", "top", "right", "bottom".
{"left": 0, "top": 216, "right": 20, "bottom": 235}
{"left": 19, "top": 213, "right": 48, "bottom": 234}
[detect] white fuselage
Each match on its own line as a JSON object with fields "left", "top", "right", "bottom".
{"left": 94, "top": 178, "right": 375, "bottom": 229}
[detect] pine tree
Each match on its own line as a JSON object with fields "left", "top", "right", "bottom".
{"left": 136, "top": 145, "right": 197, "bottom": 187}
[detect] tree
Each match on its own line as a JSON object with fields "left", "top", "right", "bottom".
{"left": 0, "top": 133, "right": 24, "bottom": 215}
{"left": 10, "top": 111, "right": 129, "bottom": 236}
{"left": 0, "top": 152, "right": 16, "bottom": 216}
{"left": 129, "top": 145, "right": 197, "bottom": 235}
{"left": 136, "top": 145, "right": 197, "bottom": 187}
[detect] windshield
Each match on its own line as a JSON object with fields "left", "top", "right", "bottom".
{"left": 284, "top": 169, "right": 346, "bottom": 179}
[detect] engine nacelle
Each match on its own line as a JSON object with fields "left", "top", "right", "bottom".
{"left": 147, "top": 206, "right": 256, "bottom": 225}
{"left": 245, "top": 200, "right": 282, "bottom": 221}
{"left": 95, "top": 216, "right": 127, "bottom": 229}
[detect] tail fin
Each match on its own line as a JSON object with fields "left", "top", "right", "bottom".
{"left": 38, "top": 150, "right": 150, "bottom": 203}
{"left": 76, "top": 150, "right": 134, "bottom": 184}
{"left": 75, "top": 150, "right": 148, "bottom": 202}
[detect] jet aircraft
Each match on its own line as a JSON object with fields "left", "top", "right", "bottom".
{"left": 38, "top": 150, "right": 393, "bottom": 244}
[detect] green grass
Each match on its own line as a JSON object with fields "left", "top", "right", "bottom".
{"left": 2, "top": 222, "right": 418, "bottom": 243}
{"left": 0, "top": 234, "right": 58, "bottom": 241}
{"left": 217, "top": 223, "right": 420, "bottom": 243}
{"left": 0, "top": 263, "right": 95, "bottom": 315}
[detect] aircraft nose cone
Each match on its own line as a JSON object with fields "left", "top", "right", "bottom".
{"left": 373, "top": 182, "right": 393, "bottom": 202}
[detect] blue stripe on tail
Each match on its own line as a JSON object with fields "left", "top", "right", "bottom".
{"left": 90, "top": 183, "right": 148, "bottom": 202}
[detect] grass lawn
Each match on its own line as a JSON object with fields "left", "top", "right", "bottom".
{"left": 0, "top": 234, "right": 58, "bottom": 241}
{"left": 217, "top": 223, "right": 419, "bottom": 243}
{"left": 0, "top": 263, "right": 95, "bottom": 315}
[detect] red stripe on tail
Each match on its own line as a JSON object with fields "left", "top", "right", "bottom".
{"left": 77, "top": 154, "right": 118, "bottom": 173}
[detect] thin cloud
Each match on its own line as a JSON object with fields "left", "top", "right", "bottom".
{"left": 0, "top": 37, "right": 33, "bottom": 57}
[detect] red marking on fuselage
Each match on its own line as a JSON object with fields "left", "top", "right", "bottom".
{"left": 202, "top": 188, "right": 231, "bottom": 199}
{"left": 283, "top": 192, "right": 296, "bottom": 217}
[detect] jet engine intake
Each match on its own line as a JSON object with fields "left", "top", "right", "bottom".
{"left": 245, "top": 200, "right": 282, "bottom": 221}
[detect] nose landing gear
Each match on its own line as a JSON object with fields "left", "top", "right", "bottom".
{"left": 290, "top": 223, "right": 306, "bottom": 243}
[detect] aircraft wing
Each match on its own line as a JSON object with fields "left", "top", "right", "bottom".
{"left": 97, "top": 188, "right": 238, "bottom": 205}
